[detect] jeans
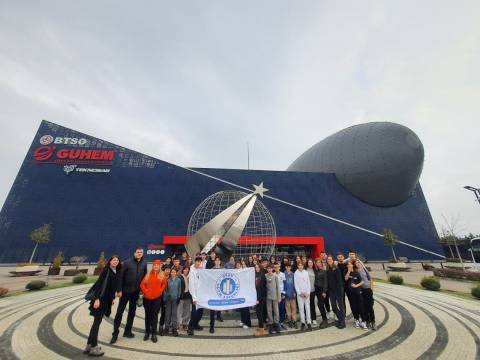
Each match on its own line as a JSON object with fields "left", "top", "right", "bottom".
{"left": 188, "top": 303, "right": 204, "bottom": 330}
{"left": 209, "top": 310, "right": 217, "bottom": 328}
{"left": 143, "top": 297, "right": 162, "bottom": 334}
{"left": 177, "top": 298, "right": 191, "bottom": 325}
{"left": 165, "top": 299, "right": 178, "bottom": 328}
{"left": 329, "top": 291, "right": 345, "bottom": 323}
{"left": 309, "top": 291, "right": 316, "bottom": 321}
{"left": 256, "top": 298, "right": 265, "bottom": 328}
{"left": 361, "top": 288, "right": 375, "bottom": 323}
{"left": 314, "top": 287, "right": 328, "bottom": 321}
{"left": 113, "top": 291, "right": 139, "bottom": 335}
{"left": 279, "top": 297, "right": 286, "bottom": 323}
{"left": 87, "top": 312, "right": 104, "bottom": 347}
{"left": 240, "top": 307, "right": 251, "bottom": 327}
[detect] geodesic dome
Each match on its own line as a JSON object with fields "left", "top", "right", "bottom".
{"left": 187, "top": 190, "right": 276, "bottom": 259}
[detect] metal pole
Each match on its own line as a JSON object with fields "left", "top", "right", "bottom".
{"left": 247, "top": 142, "right": 250, "bottom": 170}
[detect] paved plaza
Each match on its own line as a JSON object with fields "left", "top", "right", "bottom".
{"left": 0, "top": 282, "right": 479, "bottom": 359}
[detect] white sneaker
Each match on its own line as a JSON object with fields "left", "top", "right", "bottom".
{"left": 360, "top": 322, "right": 368, "bottom": 330}
{"left": 354, "top": 320, "right": 360, "bottom": 328}
{"left": 312, "top": 320, "right": 317, "bottom": 325}
{"left": 238, "top": 321, "right": 244, "bottom": 327}
{"left": 242, "top": 325, "right": 249, "bottom": 329}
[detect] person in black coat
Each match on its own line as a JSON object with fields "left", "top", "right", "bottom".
{"left": 254, "top": 263, "right": 267, "bottom": 336}
{"left": 314, "top": 258, "right": 329, "bottom": 328}
{"left": 84, "top": 255, "right": 121, "bottom": 357}
{"left": 110, "top": 247, "right": 147, "bottom": 344}
{"left": 326, "top": 255, "right": 346, "bottom": 329}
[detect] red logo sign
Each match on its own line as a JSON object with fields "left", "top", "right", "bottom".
{"left": 33, "top": 146, "right": 57, "bottom": 161}
{"left": 32, "top": 146, "right": 115, "bottom": 165}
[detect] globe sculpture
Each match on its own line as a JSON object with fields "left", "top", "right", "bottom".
{"left": 187, "top": 190, "right": 276, "bottom": 259}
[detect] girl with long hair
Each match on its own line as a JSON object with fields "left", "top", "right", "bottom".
{"left": 84, "top": 255, "right": 121, "bottom": 357}
{"left": 140, "top": 259, "right": 167, "bottom": 342}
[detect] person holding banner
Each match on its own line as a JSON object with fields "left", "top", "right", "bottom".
{"left": 187, "top": 256, "right": 204, "bottom": 336}
{"left": 209, "top": 256, "right": 223, "bottom": 333}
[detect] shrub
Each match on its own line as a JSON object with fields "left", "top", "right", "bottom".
{"left": 433, "top": 268, "right": 480, "bottom": 281}
{"left": 26, "top": 280, "right": 46, "bottom": 291}
{"left": 96, "top": 251, "right": 107, "bottom": 269}
{"left": 472, "top": 285, "right": 480, "bottom": 300}
{"left": 421, "top": 276, "right": 441, "bottom": 291}
{"left": 73, "top": 273, "right": 88, "bottom": 284}
{"left": 389, "top": 275, "right": 404, "bottom": 285}
{"left": 52, "top": 251, "right": 63, "bottom": 268}
{"left": 0, "top": 287, "right": 8, "bottom": 297}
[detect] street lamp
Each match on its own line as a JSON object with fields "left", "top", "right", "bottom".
{"left": 464, "top": 186, "right": 480, "bottom": 204}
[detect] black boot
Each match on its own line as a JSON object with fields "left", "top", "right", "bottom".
{"left": 268, "top": 324, "right": 274, "bottom": 334}
{"left": 123, "top": 331, "right": 134, "bottom": 338}
{"left": 159, "top": 326, "right": 164, "bottom": 336}
{"left": 173, "top": 328, "right": 179, "bottom": 337}
{"left": 151, "top": 334, "right": 158, "bottom": 343}
{"left": 143, "top": 332, "right": 150, "bottom": 341}
{"left": 109, "top": 333, "right": 118, "bottom": 344}
{"left": 274, "top": 323, "right": 281, "bottom": 334}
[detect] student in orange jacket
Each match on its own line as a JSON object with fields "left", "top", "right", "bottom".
{"left": 140, "top": 259, "right": 167, "bottom": 343}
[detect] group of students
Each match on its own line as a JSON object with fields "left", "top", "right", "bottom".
{"left": 83, "top": 247, "right": 375, "bottom": 357}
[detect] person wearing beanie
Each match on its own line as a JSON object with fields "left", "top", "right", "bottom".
{"left": 140, "top": 259, "right": 167, "bottom": 343}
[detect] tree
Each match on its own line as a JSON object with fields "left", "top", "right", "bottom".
{"left": 96, "top": 252, "right": 107, "bottom": 269}
{"left": 383, "top": 228, "right": 399, "bottom": 262}
{"left": 440, "top": 214, "right": 465, "bottom": 270}
{"left": 70, "top": 256, "right": 87, "bottom": 270}
{"left": 29, "top": 224, "right": 52, "bottom": 264}
{"left": 52, "top": 251, "right": 63, "bottom": 268}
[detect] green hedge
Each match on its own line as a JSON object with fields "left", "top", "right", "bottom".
{"left": 472, "top": 285, "right": 480, "bottom": 300}
{"left": 26, "top": 280, "right": 46, "bottom": 291}
{"left": 73, "top": 273, "right": 88, "bottom": 284}
{"left": 388, "top": 275, "right": 404, "bottom": 285}
{"left": 421, "top": 276, "right": 440, "bottom": 291}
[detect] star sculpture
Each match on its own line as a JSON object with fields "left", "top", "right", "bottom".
{"left": 252, "top": 182, "right": 269, "bottom": 198}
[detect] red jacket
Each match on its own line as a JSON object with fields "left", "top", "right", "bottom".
{"left": 140, "top": 272, "right": 167, "bottom": 300}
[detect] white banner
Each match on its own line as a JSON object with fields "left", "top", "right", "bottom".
{"left": 197, "top": 267, "right": 256, "bottom": 310}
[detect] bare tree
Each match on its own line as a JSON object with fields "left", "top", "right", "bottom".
{"left": 440, "top": 214, "right": 466, "bottom": 270}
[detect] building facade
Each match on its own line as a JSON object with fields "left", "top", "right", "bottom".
{"left": 0, "top": 121, "right": 441, "bottom": 263}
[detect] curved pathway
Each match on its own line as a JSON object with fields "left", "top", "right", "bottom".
{"left": 0, "top": 283, "right": 478, "bottom": 359}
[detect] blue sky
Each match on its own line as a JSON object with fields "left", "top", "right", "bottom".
{"left": 0, "top": 1, "right": 479, "bottom": 235}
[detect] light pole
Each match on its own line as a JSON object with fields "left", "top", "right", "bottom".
{"left": 464, "top": 186, "right": 480, "bottom": 205}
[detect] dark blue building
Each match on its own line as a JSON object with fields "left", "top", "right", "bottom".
{"left": 0, "top": 120, "right": 442, "bottom": 263}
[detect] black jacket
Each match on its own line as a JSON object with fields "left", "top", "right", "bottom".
{"left": 326, "top": 267, "right": 344, "bottom": 295}
{"left": 255, "top": 271, "right": 267, "bottom": 301}
{"left": 117, "top": 256, "right": 147, "bottom": 293}
{"left": 314, "top": 268, "right": 328, "bottom": 292}
{"left": 88, "top": 267, "right": 119, "bottom": 317}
